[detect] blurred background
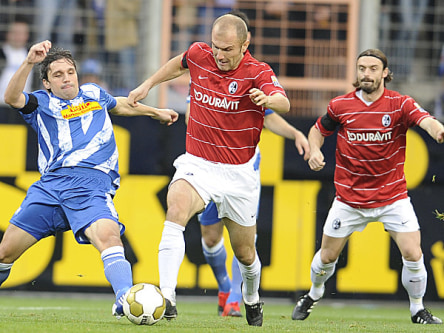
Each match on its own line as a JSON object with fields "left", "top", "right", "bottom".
{"left": 1, "top": 0, "right": 444, "bottom": 303}
{"left": 1, "top": 0, "right": 443, "bottom": 117}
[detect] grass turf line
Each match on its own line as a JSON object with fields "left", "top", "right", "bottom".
{"left": 0, "top": 294, "right": 443, "bottom": 332}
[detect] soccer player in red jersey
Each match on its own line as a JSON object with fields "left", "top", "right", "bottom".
{"left": 128, "top": 14, "right": 291, "bottom": 326}
{"left": 292, "top": 49, "right": 444, "bottom": 324}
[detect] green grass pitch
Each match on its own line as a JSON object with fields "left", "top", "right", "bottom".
{"left": 0, "top": 292, "right": 443, "bottom": 332}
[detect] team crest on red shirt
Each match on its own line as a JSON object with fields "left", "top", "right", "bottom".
{"left": 228, "top": 81, "right": 238, "bottom": 94}
{"left": 271, "top": 76, "right": 283, "bottom": 88}
{"left": 414, "top": 102, "right": 427, "bottom": 113}
{"left": 382, "top": 114, "right": 391, "bottom": 127}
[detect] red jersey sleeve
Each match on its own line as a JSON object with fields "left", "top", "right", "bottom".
{"left": 402, "top": 96, "right": 433, "bottom": 127}
{"left": 315, "top": 103, "right": 339, "bottom": 137}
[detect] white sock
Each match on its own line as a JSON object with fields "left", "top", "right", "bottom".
{"left": 402, "top": 255, "right": 426, "bottom": 315}
{"left": 309, "top": 250, "right": 336, "bottom": 300}
{"left": 239, "top": 253, "right": 261, "bottom": 305}
{"left": 158, "top": 221, "right": 185, "bottom": 304}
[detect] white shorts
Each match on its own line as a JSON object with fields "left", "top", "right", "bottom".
{"left": 171, "top": 153, "right": 261, "bottom": 227}
{"left": 323, "top": 197, "right": 420, "bottom": 238}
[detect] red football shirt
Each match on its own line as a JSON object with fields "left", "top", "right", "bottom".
{"left": 316, "top": 88, "right": 432, "bottom": 208}
{"left": 183, "top": 42, "right": 287, "bottom": 164}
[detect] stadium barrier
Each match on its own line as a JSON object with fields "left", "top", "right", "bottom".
{"left": 1, "top": 111, "right": 443, "bottom": 301}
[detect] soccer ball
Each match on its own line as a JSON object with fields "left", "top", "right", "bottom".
{"left": 122, "top": 283, "right": 166, "bottom": 325}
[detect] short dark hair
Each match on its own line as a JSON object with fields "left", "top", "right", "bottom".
{"left": 39, "top": 47, "right": 77, "bottom": 81}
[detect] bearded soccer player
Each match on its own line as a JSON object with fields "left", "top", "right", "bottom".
{"left": 292, "top": 49, "right": 444, "bottom": 324}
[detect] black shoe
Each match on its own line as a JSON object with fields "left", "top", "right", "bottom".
{"left": 244, "top": 301, "right": 263, "bottom": 326}
{"left": 411, "top": 309, "right": 442, "bottom": 324}
{"left": 292, "top": 294, "right": 319, "bottom": 320}
{"left": 164, "top": 298, "right": 178, "bottom": 321}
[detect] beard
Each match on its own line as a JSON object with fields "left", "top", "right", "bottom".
{"left": 359, "top": 78, "right": 381, "bottom": 94}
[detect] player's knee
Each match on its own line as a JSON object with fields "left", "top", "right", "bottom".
{"left": 202, "top": 233, "right": 222, "bottom": 248}
{"left": 202, "top": 238, "right": 217, "bottom": 248}
{"left": 234, "top": 249, "right": 255, "bottom": 266}
{"left": 0, "top": 248, "right": 17, "bottom": 264}
{"left": 402, "top": 249, "right": 423, "bottom": 262}
{"left": 320, "top": 249, "right": 339, "bottom": 264}
{"left": 88, "top": 232, "right": 122, "bottom": 252}
{"left": 166, "top": 204, "right": 194, "bottom": 225}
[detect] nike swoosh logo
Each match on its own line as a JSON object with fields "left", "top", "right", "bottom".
{"left": 346, "top": 119, "right": 356, "bottom": 124}
{"left": 198, "top": 76, "right": 208, "bottom": 79}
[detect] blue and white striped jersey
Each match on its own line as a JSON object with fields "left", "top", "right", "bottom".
{"left": 19, "top": 83, "right": 120, "bottom": 192}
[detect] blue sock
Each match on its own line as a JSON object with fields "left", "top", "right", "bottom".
{"left": 201, "top": 238, "right": 231, "bottom": 293}
{"left": 0, "top": 263, "right": 12, "bottom": 286}
{"left": 226, "top": 256, "right": 243, "bottom": 304}
{"left": 101, "top": 246, "right": 132, "bottom": 301}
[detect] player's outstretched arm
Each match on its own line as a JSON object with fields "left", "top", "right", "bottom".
{"left": 249, "top": 89, "right": 290, "bottom": 114}
{"left": 127, "top": 54, "right": 188, "bottom": 106}
{"left": 264, "top": 112, "right": 310, "bottom": 160}
{"left": 4, "top": 40, "right": 52, "bottom": 108}
{"left": 419, "top": 117, "right": 444, "bottom": 144}
{"left": 112, "top": 97, "right": 179, "bottom": 126}
{"left": 307, "top": 125, "right": 326, "bottom": 171}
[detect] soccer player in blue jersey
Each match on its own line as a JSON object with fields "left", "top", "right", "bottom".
{"left": 1, "top": 40, "right": 178, "bottom": 318}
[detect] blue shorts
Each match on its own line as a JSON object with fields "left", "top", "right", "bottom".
{"left": 199, "top": 200, "right": 261, "bottom": 226}
{"left": 199, "top": 201, "right": 220, "bottom": 226}
{"left": 10, "top": 167, "right": 124, "bottom": 244}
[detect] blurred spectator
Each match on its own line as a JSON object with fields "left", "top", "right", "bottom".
{"left": 0, "top": 0, "right": 34, "bottom": 42}
{"left": 103, "top": 0, "right": 141, "bottom": 95}
{"left": 34, "top": 0, "right": 77, "bottom": 52}
{"left": 79, "top": 58, "right": 109, "bottom": 91}
{"left": 262, "top": 0, "right": 298, "bottom": 76}
{"left": 195, "top": 1, "right": 236, "bottom": 41}
{"left": 173, "top": 0, "right": 235, "bottom": 53}
{"left": 173, "top": 0, "right": 201, "bottom": 52}
{"left": 390, "top": 0, "right": 429, "bottom": 80}
{"left": 0, "top": 18, "right": 32, "bottom": 105}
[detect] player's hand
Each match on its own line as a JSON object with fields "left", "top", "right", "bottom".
{"left": 308, "top": 149, "right": 326, "bottom": 171}
{"left": 27, "top": 40, "right": 51, "bottom": 64}
{"left": 154, "top": 109, "right": 179, "bottom": 126}
{"left": 128, "top": 85, "right": 150, "bottom": 107}
{"left": 249, "top": 88, "right": 268, "bottom": 107}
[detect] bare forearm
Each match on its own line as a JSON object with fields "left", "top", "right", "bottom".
{"left": 5, "top": 41, "right": 51, "bottom": 108}
{"left": 112, "top": 97, "right": 179, "bottom": 125}
{"left": 264, "top": 112, "right": 297, "bottom": 139}
{"left": 419, "top": 117, "right": 444, "bottom": 143}
{"left": 142, "top": 55, "right": 187, "bottom": 91}
{"left": 128, "top": 55, "right": 188, "bottom": 106}
{"left": 4, "top": 61, "right": 34, "bottom": 108}
{"left": 112, "top": 97, "right": 159, "bottom": 116}
{"left": 265, "top": 93, "right": 290, "bottom": 114}
{"left": 307, "top": 125, "right": 326, "bottom": 171}
{"left": 308, "top": 125, "right": 324, "bottom": 152}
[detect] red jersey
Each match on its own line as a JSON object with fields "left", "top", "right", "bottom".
{"left": 316, "top": 88, "right": 432, "bottom": 208}
{"left": 183, "top": 42, "right": 287, "bottom": 164}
